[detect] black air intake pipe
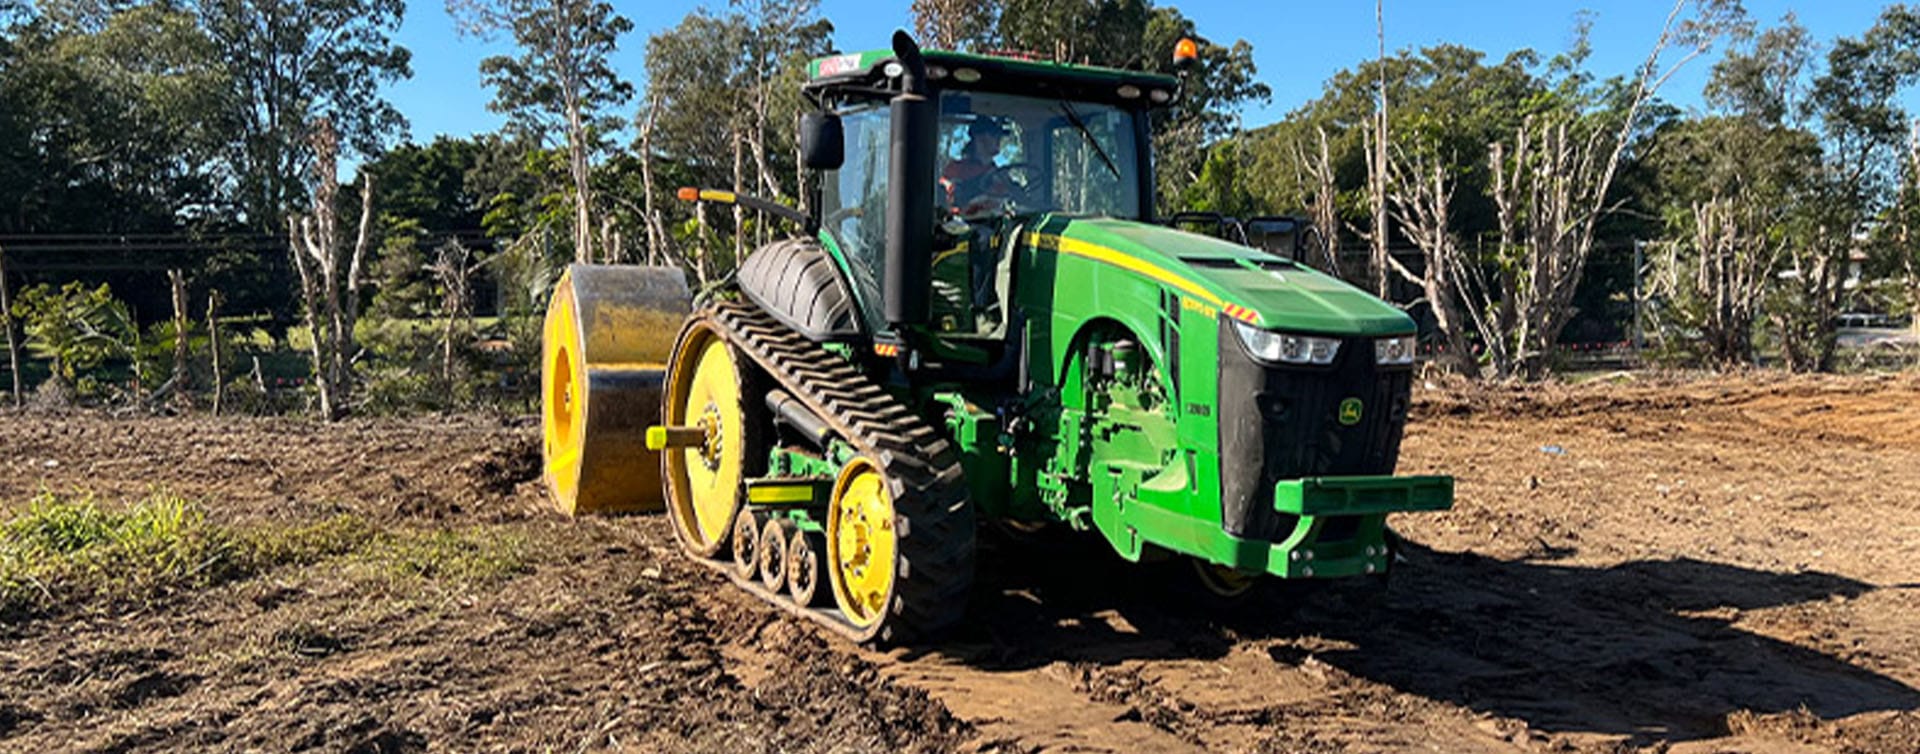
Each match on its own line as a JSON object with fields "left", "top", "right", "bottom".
{"left": 884, "top": 30, "right": 935, "bottom": 327}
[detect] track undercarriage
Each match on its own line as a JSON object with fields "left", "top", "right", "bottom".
{"left": 656, "top": 297, "right": 976, "bottom": 644}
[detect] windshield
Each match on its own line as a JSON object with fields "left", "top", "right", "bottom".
{"left": 937, "top": 91, "right": 1143, "bottom": 220}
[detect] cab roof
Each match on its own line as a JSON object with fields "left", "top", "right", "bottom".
{"left": 805, "top": 48, "right": 1180, "bottom": 108}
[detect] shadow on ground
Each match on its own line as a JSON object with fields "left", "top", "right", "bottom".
{"left": 929, "top": 528, "right": 1920, "bottom": 746}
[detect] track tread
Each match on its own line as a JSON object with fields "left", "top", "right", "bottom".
{"left": 671, "top": 298, "right": 976, "bottom": 644}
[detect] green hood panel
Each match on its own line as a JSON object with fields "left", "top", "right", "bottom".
{"left": 1029, "top": 216, "right": 1414, "bottom": 337}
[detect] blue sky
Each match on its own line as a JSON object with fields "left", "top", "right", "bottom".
{"left": 384, "top": 1, "right": 1897, "bottom": 145}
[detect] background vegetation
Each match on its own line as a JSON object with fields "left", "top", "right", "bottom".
{"left": 3, "top": 0, "right": 1920, "bottom": 417}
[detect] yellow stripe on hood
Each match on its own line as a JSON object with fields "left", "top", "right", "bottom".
{"left": 1022, "top": 231, "right": 1227, "bottom": 309}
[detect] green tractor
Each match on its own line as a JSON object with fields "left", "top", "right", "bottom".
{"left": 541, "top": 32, "right": 1452, "bottom": 643}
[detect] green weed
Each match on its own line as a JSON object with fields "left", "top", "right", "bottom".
{"left": 0, "top": 492, "right": 239, "bottom": 619}
{"left": 0, "top": 492, "right": 532, "bottom": 623}
{"left": 362, "top": 528, "right": 530, "bottom": 585}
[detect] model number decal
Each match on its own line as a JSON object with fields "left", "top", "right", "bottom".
{"left": 1180, "top": 296, "right": 1217, "bottom": 320}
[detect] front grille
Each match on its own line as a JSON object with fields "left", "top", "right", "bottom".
{"left": 1217, "top": 326, "right": 1411, "bottom": 540}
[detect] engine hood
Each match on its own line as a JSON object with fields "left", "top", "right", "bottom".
{"left": 1024, "top": 216, "right": 1413, "bottom": 336}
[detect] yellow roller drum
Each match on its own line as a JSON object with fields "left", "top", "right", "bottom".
{"left": 541, "top": 264, "right": 691, "bottom": 515}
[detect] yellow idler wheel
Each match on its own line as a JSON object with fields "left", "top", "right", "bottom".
{"left": 1192, "top": 559, "right": 1259, "bottom": 599}
{"left": 826, "top": 458, "right": 899, "bottom": 630}
{"left": 541, "top": 264, "right": 690, "bottom": 516}
{"left": 662, "top": 321, "right": 753, "bottom": 557}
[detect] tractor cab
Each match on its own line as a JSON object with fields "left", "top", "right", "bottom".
{"left": 801, "top": 40, "right": 1173, "bottom": 344}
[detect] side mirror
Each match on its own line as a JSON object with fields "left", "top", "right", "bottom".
{"left": 800, "top": 111, "right": 843, "bottom": 170}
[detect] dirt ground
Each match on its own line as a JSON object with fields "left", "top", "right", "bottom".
{"left": 1, "top": 372, "right": 1917, "bottom": 753}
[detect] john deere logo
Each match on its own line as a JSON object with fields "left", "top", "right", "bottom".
{"left": 1338, "top": 397, "right": 1364, "bottom": 425}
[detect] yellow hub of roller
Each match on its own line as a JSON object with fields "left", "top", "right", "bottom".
{"left": 664, "top": 325, "right": 746, "bottom": 555}
{"left": 827, "top": 458, "right": 896, "bottom": 628}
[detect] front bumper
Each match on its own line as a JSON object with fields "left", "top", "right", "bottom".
{"left": 1135, "top": 473, "right": 1454, "bottom": 580}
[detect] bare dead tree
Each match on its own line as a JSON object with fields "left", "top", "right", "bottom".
{"left": 636, "top": 89, "right": 672, "bottom": 267}
{"left": 1463, "top": 0, "right": 1741, "bottom": 379}
{"left": 1383, "top": 145, "right": 1476, "bottom": 374}
{"left": 428, "top": 238, "right": 484, "bottom": 389}
{"left": 168, "top": 269, "right": 193, "bottom": 410}
{"left": 207, "top": 290, "right": 224, "bottom": 417}
{"left": 731, "top": 123, "right": 747, "bottom": 263}
{"left": 1482, "top": 115, "right": 1616, "bottom": 377}
{"left": 1292, "top": 127, "right": 1344, "bottom": 278}
{"left": 1906, "top": 120, "right": 1920, "bottom": 339}
{"left": 1644, "top": 197, "right": 1780, "bottom": 366}
{"left": 1361, "top": 0, "right": 1391, "bottom": 298}
{"left": 0, "top": 243, "right": 19, "bottom": 407}
{"left": 286, "top": 118, "right": 375, "bottom": 420}
{"left": 1771, "top": 222, "right": 1848, "bottom": 372}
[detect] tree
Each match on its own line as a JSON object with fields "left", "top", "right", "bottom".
{"left": 1774, "top": 5, "right": 1920, "bottom": 370}
{"left": 453, "top": 0, "right": 633, "bottom": 265}
{"left": 1642, "top": 115, "right": 1820, "bottom": 367}
{"left": 194, "top": 0, "right": 411, "bottom": 231}
{"left": 10, "top": 281, "right": 134, "bottom": 395}
{"left": 0, "top": 3, "right": 229, "bottom": 234}
{"left": 1468, "top": 0, "right": 1745, "bottom": 378}
{"left": 1382, "top": 141, "right": 1475, "bottom": 373}
{"left": 0, "top": 244, "right": 19, "bottom": 406}
{"left": 286, "top": 119, "right": 375, "bottom": 420}
{"left": 911, "top": 0, "right": 997, "bottom": 51}
{"left": 637, "top": 2, "right": 831, "bottom": 276}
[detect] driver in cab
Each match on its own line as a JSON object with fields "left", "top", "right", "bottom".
{"left": 941, "top": 118, "right": 1014, "bottom": 216}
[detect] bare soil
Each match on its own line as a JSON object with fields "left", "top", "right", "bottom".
{"left": 2, "top": 372, "right": 1918, "bottom": 753}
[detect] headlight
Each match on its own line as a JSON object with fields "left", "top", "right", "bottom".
{"left": 1374, "top": 335, "right": 1416, "bottom": 365}
{"left": 1232, "top": 321, "right": 1340, "bottom": 365}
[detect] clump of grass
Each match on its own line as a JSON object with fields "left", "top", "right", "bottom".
{"left": 0, "top": 491, "right": 239, "bottom": 619}
{"left": 363, "top": 529, "right": 530, "bottom": 585}
{"left": 243, "top": 513, "right": 377, "bottom": 567}
{"left": 0, "top": 492, "right": 535, "bottom": 623}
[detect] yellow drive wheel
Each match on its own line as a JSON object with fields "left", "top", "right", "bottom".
{"left": 826, "top": 458, "right": 898, "bottom": 629}
{"left": 1192, "top": 559, "right": 1259, "bottom": 599}
{"left": 663, "top": 322, "right": 750, "bottom": 557}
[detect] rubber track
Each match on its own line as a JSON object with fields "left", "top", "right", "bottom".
{"left": 680, "top": 297, "right": 976, "bottom": 644}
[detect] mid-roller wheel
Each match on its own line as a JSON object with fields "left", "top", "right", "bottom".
{"left": 731, "top": 511, "right": 762, "bottom": 579}
{"left": 786, "top": 530, "right": 825, "bottom": 606}
{"left": 759, "top": 518, "right": 793, "bottom": 592}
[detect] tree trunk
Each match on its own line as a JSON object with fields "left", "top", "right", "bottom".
{"left": 208, "top": 291, "right": 224, "bottom": 417}
{"left": 638, "top": 91, "right": 666, "bottom": 266}
{"left": 289, "top": 214, "right": 334, "bottom": 419}
{"left": 1370, "top": 0, "right": 1390, "bottom": 299}
{"left": 0, "top": 244, "right": 20, "bottom": 407}
{"left": 168, "top": 269, "right": 193, "bottom": 411}
{"left": 567, "top": 99, "right": 595, "bottom": 264}
{"left": 732, "top": 124, "right": 747, "bottom": 263}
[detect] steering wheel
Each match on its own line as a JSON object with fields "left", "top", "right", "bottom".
{"left": 957, "top": 163, "right": 1036, "bottom": 216}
